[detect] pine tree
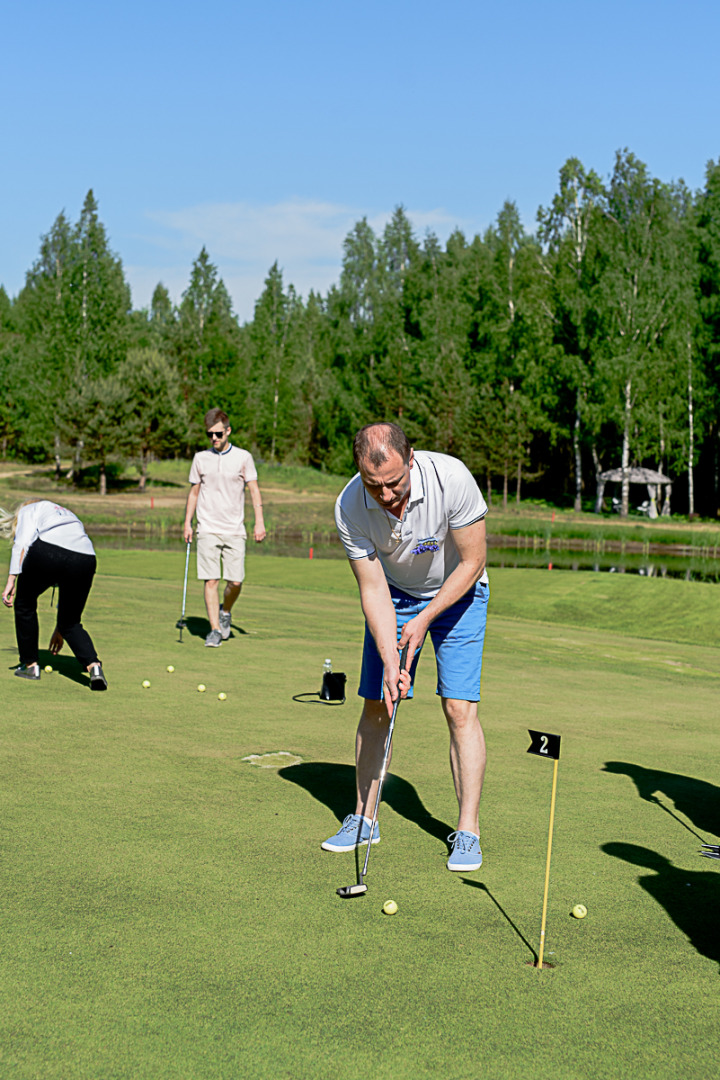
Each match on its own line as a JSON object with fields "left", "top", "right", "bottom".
{"left": 246, "top": 263, "right": 300, "bottom": 462}
{"left": 14, "top": 194, "right": 132, "bottom": 476}
{"left": 116, "top": 349, "right": 188, "bottom": 488}
{"left": 175, "top": 248, "right": 241, "bottom": 422}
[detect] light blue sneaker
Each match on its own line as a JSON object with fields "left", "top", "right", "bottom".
{"left": 321, "top": 814, "right": 380, "bottom": 852}
{"left": 447, "top": 830, "right": 482, "bottom": 871}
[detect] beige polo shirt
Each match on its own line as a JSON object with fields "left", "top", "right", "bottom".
{"left": 188, "top": 445, "right": 258, "bottom": 537}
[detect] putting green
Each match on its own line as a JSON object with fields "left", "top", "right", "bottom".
{"left": 0, "top": 552, "right": 718, "bottom": 1079}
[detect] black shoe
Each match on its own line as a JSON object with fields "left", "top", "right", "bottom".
{"left": 89, "top": 663, "right": 108, "bottom": 691}
{"left": 14, "top": 663, "right": 40, "bottom": 681}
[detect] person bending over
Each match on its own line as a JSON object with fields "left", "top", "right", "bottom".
{"left": 1, "top": 500, "right": 107, "bottom": 690}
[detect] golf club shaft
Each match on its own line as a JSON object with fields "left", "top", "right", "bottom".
{"left": 181, "top": 540, "right": 191, "bottom": 620}
{"left": 360, "top": 644, "right": 409, "bottom": 881}
{"left": 177, "top": 540, "right": 191, "bottom": 642}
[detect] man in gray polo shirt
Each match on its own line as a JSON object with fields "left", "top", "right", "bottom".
{"left": 322, "top": 422, "right": 489, "bottom": 872}
{"left": 183, "top": 408, "right": 266, "bottom": 647}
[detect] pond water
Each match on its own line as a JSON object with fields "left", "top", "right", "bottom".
{"left": 92, "top": 529, "right": 720, "bottom": 584}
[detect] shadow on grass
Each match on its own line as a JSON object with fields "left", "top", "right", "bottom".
{"left": 37, "top": 650, "right": 90, "bottom": 689}
{"left": 603, "top": 761, "right": 720, "bottom": 843}
{"left": 278, "top": 761, "right": 453, "bottom": 845}
{"left": 460, "top": 879, "right": 538, "bottom": 962}
{"left": 181, "top": 615, "right": 249, "bottom": 641}
{"left": 292, "top": 693, "right": 345, "bottom": 707}
{"left": 603, "top": 843, "right": 720, "bottom": 970}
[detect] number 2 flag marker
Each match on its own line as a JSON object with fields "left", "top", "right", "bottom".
{"left": 527, "top": 730, "right": 562, "bottom": 969}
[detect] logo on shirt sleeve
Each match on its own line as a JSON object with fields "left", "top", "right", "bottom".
{"left": 412, "top": 537, "right": 440, "bottom": 555}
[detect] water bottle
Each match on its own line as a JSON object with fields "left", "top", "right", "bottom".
{"left": 320, "top": 657, "right": 346, "bottom": 703}
{"left": 321, "top": 658, "right": 333, "bottom": 700}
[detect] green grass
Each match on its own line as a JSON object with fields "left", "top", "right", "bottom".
{"left": 0, "top": 460, "right": 350, "bottom": 538}
{"left": 0, "top": 458, "right": 350, "bottom": 498}
{"left": 1, "top": 552, "right": 719, "bottom": 1078}
{"left": 488, "top": 511, "right": 720, "bottom": 549}
{"left": 94, "top": 551, "right": 720, "bottom": 648}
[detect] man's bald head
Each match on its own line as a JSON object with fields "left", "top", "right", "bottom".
{"left": 353, "top": 423, "right": 411, "bottom": 471}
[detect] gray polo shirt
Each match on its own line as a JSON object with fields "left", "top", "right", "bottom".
{"left": 335, "top": 451, "right": 488, "bottom": 600}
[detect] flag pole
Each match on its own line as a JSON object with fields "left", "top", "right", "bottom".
{"left": 537, "top": 756, "right": 559, "bottom": 969}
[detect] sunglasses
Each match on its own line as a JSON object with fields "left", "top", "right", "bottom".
{"left": 207, "top": 430, "right": 227, "bottom": 439}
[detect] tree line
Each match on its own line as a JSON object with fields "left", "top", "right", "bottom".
{"left": 1, "top": 149, "right": 720, "bottom": 516}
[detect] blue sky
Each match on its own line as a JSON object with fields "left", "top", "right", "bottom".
{"left": 3, "top": 0, "right": 719, "bottom": 322}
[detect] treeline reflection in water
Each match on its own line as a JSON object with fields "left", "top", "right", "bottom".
{"left": 93, "top": 529, "right": 720, "bottom": 584}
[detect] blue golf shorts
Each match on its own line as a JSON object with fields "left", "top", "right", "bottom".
{"left": 358, "top": 581, "right": 489, "bottom": 703}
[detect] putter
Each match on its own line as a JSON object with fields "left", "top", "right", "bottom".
{"left": 337, "top": 644, "right": 409, "bottom": 898}
{"left": 176, "top": 540, "right": 191, "bottom": 642}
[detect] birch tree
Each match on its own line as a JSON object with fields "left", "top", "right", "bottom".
{"left": 693, "top": 158, "right": 720, "bottom": 516}
{"left": 591, "top": 152, "right": 688, "bottom": 515}
{"left": 538, "top": 158, "right": 605, "bottom": 509}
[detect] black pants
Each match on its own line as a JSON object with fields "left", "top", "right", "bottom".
{"left": 15, "top": 539, "right": 99, "bottom": 669}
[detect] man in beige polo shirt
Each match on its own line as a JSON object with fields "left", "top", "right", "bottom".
{"left": 183, "top": 408, "right": 266, "bottom": 647}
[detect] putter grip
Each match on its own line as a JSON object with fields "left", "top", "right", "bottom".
{"left": 398, "top": 643, "right": 409, "bottom": 681}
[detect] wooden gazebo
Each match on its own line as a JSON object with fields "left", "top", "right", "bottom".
{"left": 595, "top": 467, "right": 672, "bottom": 517}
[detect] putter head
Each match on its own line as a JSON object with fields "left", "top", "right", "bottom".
{"left": 336, "top": 883, "right": 368, "bottom": 898}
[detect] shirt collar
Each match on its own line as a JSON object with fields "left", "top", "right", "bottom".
{"left": 212, "top": 443, "right": 233, "bottom": 456}
{"left": 408, "top": 457, "right": 425, "bottom": 506}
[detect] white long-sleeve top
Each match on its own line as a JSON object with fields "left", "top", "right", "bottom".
{"left": 9, "top": 501, "right": 95, "bottom": 575}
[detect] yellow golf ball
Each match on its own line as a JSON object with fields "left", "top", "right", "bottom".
{"left": 166, "top": 665, "right": 175, "bottom": 673}
{"left": 572, "top": 903, "right": 587, "bottom": 919}
{"left": 218, "top": 692, "right": 227, "bottom": 700}
{"left": 142, "top": 680, "right": 151, "bottom": 689}
{"left": 197, "top": 684, "right": 206, "bottom": 693}
{"left": 382, "top": 900, "right": 398, "bottom": 916}
{"left": 44, "top": 665, "right": 53, "bottom": 673}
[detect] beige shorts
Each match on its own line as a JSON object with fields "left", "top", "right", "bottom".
{"left": 196, "top": 534, "right": 246, "bottom": 582}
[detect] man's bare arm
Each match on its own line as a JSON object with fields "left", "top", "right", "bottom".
{"left": 184, "top": 483, "right": 200, "bottom": 542}
{"left": 247, "top": 479, "right": 266, "bottom": 542}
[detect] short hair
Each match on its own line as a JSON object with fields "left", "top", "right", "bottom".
{"left": 353, "top": 423, "right": 411, "bottom": 470}
{"left": 204, "top": 408, "right": 229, "bottom": 430}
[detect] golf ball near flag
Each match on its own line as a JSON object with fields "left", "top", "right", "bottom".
{"left": 218, "top": 692, "right": 227, "bottom": 700}
{"left": 571, "top": 904, "right": 587, "bottom": 919}
{"left": 142, "top": 680, "right": 151, "bottom": 689}
{"left": 197, "top": 684, "right": 206, "bottom": 693}
{"left": 382, "top": 900, "right": 398, "bottom": 915}
{"left": 166, "top": 665, "right": 175, "bottom": 673}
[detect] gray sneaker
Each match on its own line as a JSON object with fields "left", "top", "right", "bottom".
{"left": 219, "top": 609, "right": 232, "bottom": 640}
{"left": 205, "top": 629, "right": 223, "bottom": 648}
{"left": 14, "top": 663, "right": 40, "bottom": 681}
{"left": 89, "top": 663, "right": 108, "bottom": 691}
